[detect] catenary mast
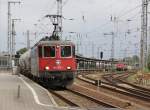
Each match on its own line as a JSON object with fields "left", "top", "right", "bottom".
{"left": 141, "top": 0, "right": 148, "bottom": 70}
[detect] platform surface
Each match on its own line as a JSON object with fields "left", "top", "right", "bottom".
{"left": 0, "top": 72, "right": 119, "bottom": 110}
{"left": 0, "top": 72, "right": 63, "bottom": 110}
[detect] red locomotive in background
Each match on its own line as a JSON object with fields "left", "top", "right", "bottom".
{"left": 19, "top": 40, "right": 76, "bottom": 87}
{"left": 116, "top": 63, "right": 127, "bottom": 71}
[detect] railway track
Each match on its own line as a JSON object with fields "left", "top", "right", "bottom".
{"left": 102, "top": 72, "right": 132, "bottom": 84}
{"left": 102, "top": 72, "right": 150, "bottom": 100}
{"left": 49, "top": 88, "right": 116, "bottom": 109}
{"left": 66, "top": 87, "right": 118, "bottom": 108}
{"left": 49, "top": 89, "right": 80, "bottom": 107}
{"left": 76, "top": 76, "right": 150, "bottom": 109}
{"left": 67, "top": 84, "right": 129, "bottom": 109}
{"left": 118, "top": 79, "right": 150, "bottom": 93}
{"left": 80, "top": 74, "right": 150, "bottom": 102}
{"left": 76, "top": 73, "right": 150, "bottom": 109}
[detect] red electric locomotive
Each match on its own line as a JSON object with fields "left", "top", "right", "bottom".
{"left": 116, "top": 63, "right": 127, "bottom": 71}
{"left": 19, "top": 40, "right": 76, "bottom": 87}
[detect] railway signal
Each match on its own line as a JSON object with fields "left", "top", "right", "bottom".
{"left": 15, "top": 52, "right": 20, "bottom": 59}
{"left": 100, "top": 51, "right": 103, "bottom": 59}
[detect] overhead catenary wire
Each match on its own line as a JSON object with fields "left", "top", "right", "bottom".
{"left": 85, "top": 4, "right": 141, "bottom": 35}
{"left": 118, "top": 4, "right": 142, "bottom": 18}
{"left": 62, "top": 0, "right": 70, "bottom": 7}
{"left": 32, "top": 0, "right": 57, "bottom": 31}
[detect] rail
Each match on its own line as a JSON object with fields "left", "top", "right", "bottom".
{"left": 79, "top": 75, "right": 150, "bottom": 102}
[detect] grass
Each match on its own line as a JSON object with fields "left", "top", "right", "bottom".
{"left": 142, "top": 68, "right": 150, "bottom": 73}
{"left": 126, "top": 73, "right": 137, "bottom": 83}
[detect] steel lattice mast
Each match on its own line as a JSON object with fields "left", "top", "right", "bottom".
{"left": 7, "top": 1, "right": 21, "bottom": 54}
{"left": 7, "top": 1, "right": 21, "bottom": 68}
{"left": 11, "top": 19, "right": 21, "bottom": 55}
{"left": 141, "top": 0, "right": 148, "bottom": 70}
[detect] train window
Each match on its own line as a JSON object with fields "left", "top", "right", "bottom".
{"left": 44, "top": 46, "right": 55, "bottom": 57}
{"left": 61, "top": 46, "right": 71, "bottom": 57}
{"left": 38, "top": 46, "right": 42, "bottom": 58}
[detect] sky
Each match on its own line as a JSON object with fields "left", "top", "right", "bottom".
{"left": 0, "top": 0, "right": 144, "bottom": 59}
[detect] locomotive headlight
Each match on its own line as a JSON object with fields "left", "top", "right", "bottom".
{"left": 67, "top": 66, "right": 71, "bottom": 70}
{"left": 56, "top": 45, "right": 60, "bottom": 48}
{"left": 45, "top": 66, "right": 50, "bottom": 70}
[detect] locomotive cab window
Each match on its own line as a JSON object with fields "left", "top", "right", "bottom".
{"left": 38, "top": 46, "right": 42, "bottom": 58}
{"left": 44, "top": 46, "right": 55, "bottom": 57}
{"left": 61, "top": 46, "right": 71, "bottom": 57}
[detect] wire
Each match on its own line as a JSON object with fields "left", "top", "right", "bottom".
{"left": 86, "top": 22, "right": 111, "bottom": 34}
{"left": 47, "top": 0, "right": 57, "bottom": 13}
{"left": 34, "top": 0, "right": 57, "bottom": 26}
{"left": 126, "top": 11, "right": 141, "bottom": 20}
{"left": 118, "top": 4, "right": 141, "bottom": 18}
{"left": 85, "top": 3, "right": 142, "bottom": 35}
{"left": 63, "top": 0, "right": 70, "bottom": 7}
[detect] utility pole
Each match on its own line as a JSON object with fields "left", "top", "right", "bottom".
{"left": 97, "top": 47, "right": 100, "bottom": 59}
{"left": 45, "top": 0, "right": 62, "bottom": 40}
{"left": 122, "top": 48, "right": 128, "bottom": 64}
{"left": 148, "top": 26, "right": 150, "bottom": 58}
{"left": 76, "top": 42, "right": 79, "bottom": 54}
{"left": 8, "top": 2, "right": 10, "bottom": 54}
{"left": 141, "top": 0, "right": 148, "bottom": 70}
{"left": 27, "top": 30, "right": 30, "bottom": 50}
{"left": 104, "top": 32, "right": 115, "bottom": 60}
{"left": 104, "top": 32, "right": 115, "bottom": 71}
{"left": 92, "top": 42, "right": 94, "bottom": 58}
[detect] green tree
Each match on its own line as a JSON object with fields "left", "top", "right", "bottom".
{"left": 132, "top": 55, "right": 139, "bottom": 65}
{"left": 147, "top": 54, "right": 150, "bottom": 70}
{"left": 123, "top": 57, "right": 132, "bottom": 65}
{"left": 16, "top": 48, "right": 28, "bottom": 55}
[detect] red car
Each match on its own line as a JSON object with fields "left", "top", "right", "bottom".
{"left": 19, "top": 40, "right": 76, "bottom": 87}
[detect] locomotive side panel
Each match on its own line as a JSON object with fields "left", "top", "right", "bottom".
{"left": 31, "top": 47, "right": 39, "bottom": 77}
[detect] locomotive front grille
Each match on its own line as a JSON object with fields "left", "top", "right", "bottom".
{"left": 39, "top": 71, "right": 75, "bottom": 79}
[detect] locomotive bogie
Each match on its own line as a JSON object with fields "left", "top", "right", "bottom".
{"left": 38, "top": 71, "right": 75, "bottom": 86}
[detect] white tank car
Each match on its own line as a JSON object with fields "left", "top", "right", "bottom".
{"left": 19, "top": 49, "right": 31, "bottom": 73}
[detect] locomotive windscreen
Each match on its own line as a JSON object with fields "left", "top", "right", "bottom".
{"left": 44, "top": 46, "right": 55, "bottom": 57}
{"left": 61, "top": 46, "right": 71, "bottom": 57}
